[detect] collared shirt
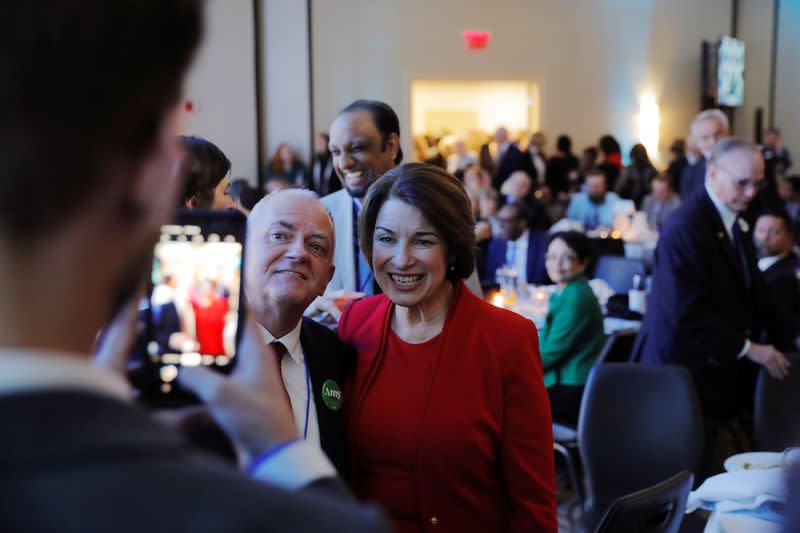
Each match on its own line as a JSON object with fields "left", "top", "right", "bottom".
{"left": 758, "top": 253, "right": 789, "bottom": 273}
{"left": 529, "top": 149, "right": 546, "bottom": 182}
{"left": 0, "top": 347, "right": 333, "bottom": 490}
{"left": 704, "top": 183, "right": 753, "bottom": 358}
{"left": 705, "top": 182, "right": 749, "bottom": 240}
{"left": 506, "top": 230, "right": 529, "bottom": 281}
{"left": 259, "top": 321, "right": 320, "bottom": 446}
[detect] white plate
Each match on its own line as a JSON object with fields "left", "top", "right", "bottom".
{"left": 724, "top": 452, "right": 783, "bottom": 472}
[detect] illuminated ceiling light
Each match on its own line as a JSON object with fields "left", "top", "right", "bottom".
{"left": 637, "top": 92, "right": 660, "bottom": 163}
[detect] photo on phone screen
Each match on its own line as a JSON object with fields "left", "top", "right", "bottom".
{"left": 139, "top": 209, "right": 246, "bottom": 405}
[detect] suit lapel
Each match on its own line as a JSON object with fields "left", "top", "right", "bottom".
{"left": 702, "top": 192, "right": 747, "bottom": 285}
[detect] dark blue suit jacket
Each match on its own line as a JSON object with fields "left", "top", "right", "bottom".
{"left": 679, "top": 158, "right": 706, "bottom": 201}
{"left": 300, "top": 317, "right": 355, "bottom": 476}
{"left": 478, "top": 231, "right": 550, "bottom": 290}
{"left": 493, "top": 143, "right": 535, "bottom": 190}
{"left": 632, "top": 189, "right": 793, "bottom": 418}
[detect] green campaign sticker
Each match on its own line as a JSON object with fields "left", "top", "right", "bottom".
{"left": 321, "top": 379, "right": 343, "bottom": 411}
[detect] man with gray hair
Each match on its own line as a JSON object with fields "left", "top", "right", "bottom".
{"left": 680, "top": 109, "right": 730, "bottom": 200}
{"left": 245, "top": 189, "right": 355, "bottom": 475}
{"left": 633, "top": 138, "right": 794, "bottom": 461}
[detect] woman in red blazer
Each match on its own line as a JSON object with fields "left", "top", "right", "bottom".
{"left": 339, "top": 163, "right": 556, "bottom": 533}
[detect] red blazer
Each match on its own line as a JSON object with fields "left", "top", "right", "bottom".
{"left": 339, "top": 281, "right": 556, "bottom": 533}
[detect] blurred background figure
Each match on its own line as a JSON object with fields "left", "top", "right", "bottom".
{"left": 190, "top": 279, "right": 229, "bottom": 356}
{"left": 527, "top": 131, "right": 548, "bottom": 187}
{"left": 680, "top": 109, "right": 729, "bottom": 200}
{"left": 475, "top": 188, "right": 500, "bottom": 245}
{"left": 491, "top": 126, "right": 532, "bottom": 190}
{"left": 447, "top": 138, "right": 476, "bottom": 177}
{"left": 754, "top": 210, "right": 800, "bottom": 340}
{"left": 779, "top": 175, "right": 800, "bottom": 242}
{"left": 546, "top": 134, "right": 579, "bottom": 200}
{"left": 227, "top": 178, "right": 263, "bottom": 216}
{"left": 265, "top": 143, "right": 307, "bottom": 189}
{"left": 616, "top": 143, "right": 657, "bottom": 208}
{"left": 462, "top": 164, "right": 492, "bottom": 219}
{"left": 500, "top": 170, "right": 551, "bottom": 231}
{"left": 565, "top": 167, "right": 620, "bottom": 230}
{"left": 666, "top": 138, "right": 689, "bottom": 193}
{"left": 310, "top": 132, "right": 341, "bottom": 196}
{"left": 642, "top": 173, "right": 682, "bottom": 232}
{"left": 179, "top": 136, "right": 235, "bottom": 211}
{"left": 597, "top": 134, "right": 623, "bottom": 189}
{"left": 569, "top": 146, "right": 599, "bottom": 193}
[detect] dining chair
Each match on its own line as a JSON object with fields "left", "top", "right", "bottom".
{"left": 575, "top": 363, "right": 704, "bottom": 532}
{"left": 593, "top": 470, "right": 694, "bottom": 533}
{"left": 593, "top": 256, "right": 645, "bottom": 294}
{"left": 754, "top": 352, "right": 800, "bottom": 451}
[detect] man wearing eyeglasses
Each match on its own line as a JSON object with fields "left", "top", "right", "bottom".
{"left": 633, "top": 138, "right": 795, "bottom": 471}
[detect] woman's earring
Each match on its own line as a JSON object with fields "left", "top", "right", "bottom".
{"left": 449, "top": 264, "right": 455, "bottom": 272}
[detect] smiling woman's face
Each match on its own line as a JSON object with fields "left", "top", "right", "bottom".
{"left": 371, "top": 198, "right": 450, "bottom": 310}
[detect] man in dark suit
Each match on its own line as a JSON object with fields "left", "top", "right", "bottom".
{"left": 310, "top": 132, "right": 341, "bottom": 196}
{"left": 492, "top": 127, "right": 535, "bottom": 190}
{"left": 680, "top": 109, "right": 729, "bottom": 201}
{"left": 245, "top": 189, "right": 354, "bottom": 474}
{"left": 633, "top": 138, "right": 793, "bottom": 423}
{"left": 754, "top": 210, "right": 800, "bottom": 339}
{"left": 478, "top": 202, "right": 549, "bottom": 291}
{"left": 0, "top": 2, "right": 388, "bottom": 531}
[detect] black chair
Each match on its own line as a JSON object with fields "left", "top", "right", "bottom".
{"left": 754, "top": 352, "right": 800, "bottom": 451}
{"left": 593, "top": 256, "right": 645, "bottom": 294}
{"left": 576, "top": 364, "right": 704, "bottom": 532}
{"left": 553, "top": 329, "right": 641, "bottom": 506}
{"left": 594, "top": 471, "right": 694, "bottom": 533}
{"left": 596, "top": 328, "right": 638, "bottom": 363}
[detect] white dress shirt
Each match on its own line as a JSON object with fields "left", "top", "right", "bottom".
{"left": 259, "top": 321, "right": 320, "bottom": 446}
{"left": 529, "top": 149, "right": 547, "bottom": 183}
{"left": 758, "top": 253, "right": 788, "bottom": 273}
{"left": 705, "top": 183, "right": 752, "bottom": 357}
{"left": 0, "top": 347, "right": 333, "bottom": 490}
{"left": 506, "top": 230, "right": 530, "bottom": 282}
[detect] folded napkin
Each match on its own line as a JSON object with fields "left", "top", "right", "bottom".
{"left": 686, "top": 469, "right": 786, "bottom": 522}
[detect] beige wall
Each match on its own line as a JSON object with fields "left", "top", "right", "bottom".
{"left": 262, "top": 0, "right": 312, "bottom": 166}
{"left": 183, "top": 0, "right": 258, "bottom": 183}
{"left": 734, "top": 0, "right": 774, "bottom": 143}
{"left": 775, "top": 0, "right": 800, "bottom": 162}
{"left": 311, "top": 0, "right": 731, "bottom": 166}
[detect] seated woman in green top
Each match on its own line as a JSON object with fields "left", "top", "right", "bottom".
{"left": 541, "top": 231, "right": 606, "bottom": 425}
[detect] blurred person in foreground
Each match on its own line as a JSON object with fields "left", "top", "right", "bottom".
{"left": 0, "top": 2, "right": 387, "bottom": 531}
{"left": 339, "top": 163, "right": 557, "bottom": 532}
{"left": 540, "top": 231, "right": 606, "bottom": 426}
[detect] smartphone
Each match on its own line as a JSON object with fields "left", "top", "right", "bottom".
{"left": 137, "top": 209, "right": 246, "bottom": 407}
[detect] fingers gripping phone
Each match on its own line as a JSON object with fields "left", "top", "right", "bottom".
{"left": 137, "top": 209, "right": 246, "bottom": 407}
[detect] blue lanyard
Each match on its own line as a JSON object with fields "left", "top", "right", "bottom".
{"left": 302, "top": 360, "right": 311, "bottom": 440}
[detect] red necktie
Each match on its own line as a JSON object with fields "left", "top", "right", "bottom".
{"left": 269, "top": 341, "right": 293, "bottom": 411}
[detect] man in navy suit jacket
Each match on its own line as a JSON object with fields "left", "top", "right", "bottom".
{"left": 755, "top": 211, "right": 800, "bottom": 340}
{"left": 633, "top": 138, "right": 793, "bottom": 421}
{"left": 478, "top": 202, "right": 549, "bottom": 291}
{"left": 680, "top": 109, "right": 730, "bottom": 201}
{"left": 492, "top": 127, "right": 535, "bottom": 191}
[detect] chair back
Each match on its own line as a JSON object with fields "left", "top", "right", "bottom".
{"left": 596, "top": 328, "right": 639, "bottom": 363}
{"left": 754, "top": 353, "right": 800, "bottom": 451}
{"left": 578, "top": 364, "right": 703, "bottom": 514}
{"left": 594, "top": 470, "right": 694, "bottom": 533}
{"left": 593, "top": 256, "right": 645, "bottom": 294}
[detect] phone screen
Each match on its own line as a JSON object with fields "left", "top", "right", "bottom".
{"left": 138, "top": 209, "right": 246, "bottom": 405}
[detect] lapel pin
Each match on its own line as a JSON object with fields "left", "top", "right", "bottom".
{"left": 321, "top": 379, "right": 343, "bottom": 411}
